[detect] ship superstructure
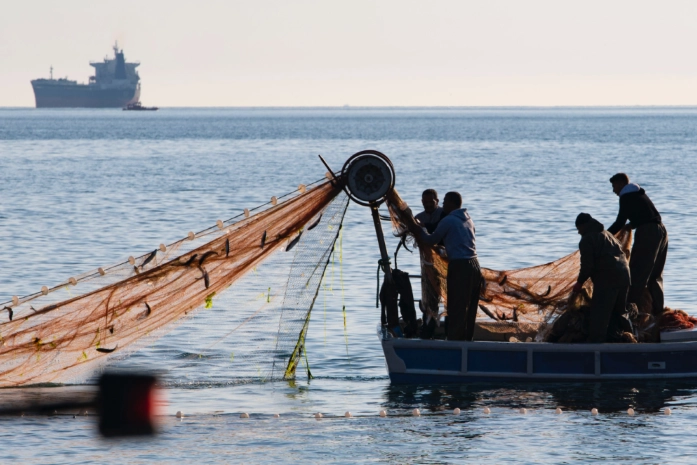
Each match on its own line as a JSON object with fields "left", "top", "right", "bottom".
{"left": 31, "top": 43, "right": 141, "bottom": 108}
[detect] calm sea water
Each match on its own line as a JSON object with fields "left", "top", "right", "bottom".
{"left": 1, "top": 108, "right": 697, "bottom": 464}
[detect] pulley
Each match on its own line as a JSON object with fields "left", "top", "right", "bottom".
{"left": 341, "top": 150, "right": 395, "bottom": 206}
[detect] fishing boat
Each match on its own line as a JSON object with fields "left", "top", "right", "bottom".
{"left": 379, "top": 329, "right": 697, "bottom": 383}
{"left": 339, "top": 150, "right": 697, "bottom": 384}
{"left": 123, "top": 102, "right": 158, "bottom": 111}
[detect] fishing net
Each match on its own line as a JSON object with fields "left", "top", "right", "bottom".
{"left": 384, "top": 189, "right": 636, "bottom": 340}
{"left": 0, "top": 179, "right": 348, "bottom": 387}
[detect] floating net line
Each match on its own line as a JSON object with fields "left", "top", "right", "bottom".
{"left": 0, "top": 178, "right": 348, "bottom": 387}
{"left": 385, "top": 189, "right": 633, "bottom": 335}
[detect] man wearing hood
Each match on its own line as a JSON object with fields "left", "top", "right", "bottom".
{"left": 573, "top": 213, "right": 631, "bottom": 343}
{"left": 409, "top": 191, "right": 482, "bottom": 341}
{"left": 607, "top": 173, "right": 668, "bottom": 315}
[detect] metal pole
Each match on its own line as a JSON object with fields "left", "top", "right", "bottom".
{"left": 370, "top": 204, "right": 392, "bottom": 282}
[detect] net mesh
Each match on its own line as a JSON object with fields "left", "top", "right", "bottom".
{"left": 0, "top": 179, "right": 347, "bottom": 387}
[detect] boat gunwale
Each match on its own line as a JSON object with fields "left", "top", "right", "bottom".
{"left": 382, "top": 337, "right": 697, "bottom": 353}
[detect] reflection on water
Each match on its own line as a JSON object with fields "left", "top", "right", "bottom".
{"left": 384, "top": 381, "right": 697, "bottom": 414}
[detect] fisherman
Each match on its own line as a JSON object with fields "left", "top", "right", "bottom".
{"left": 573, "top": 213, "right": 631, "bottom": 343}
{"left": 414, "top": 189, "right": 446, "bottom": 338}
{"left": 607, "top": 173, "right": 668, "bottom": 315}
{"left": 415, "top": 189, "right": 445, "bottom": 234}
{"left": 409, "top": 191, "right": 481, "bottom": 341}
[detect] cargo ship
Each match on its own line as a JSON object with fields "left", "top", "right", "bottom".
{"left": 31, "top": 43, "right": 141, "bottom": 108}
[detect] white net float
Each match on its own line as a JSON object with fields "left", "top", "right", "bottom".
{"left": 216, "top": 220, "right": 224, "bottom": 229}
{"left": 41, "top": 286, "right": 49, "bottom": 295}
{"left": 271, "top": 196, "right": 277, "bottom": 206}
{"left": 187, "top": 231, "right": 195, "bottom": 241}
{"left": 68, "top": 277, "right": 77, "bottom": 286}
{"left": 159, "top": 244, "right": 167, "bottom": 252}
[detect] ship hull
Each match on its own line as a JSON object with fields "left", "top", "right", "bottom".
{"left": 31, "top": 81, "right": 140, "bottom": 108}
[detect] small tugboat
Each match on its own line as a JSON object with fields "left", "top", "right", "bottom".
{"left": 339, "top": 151, "right": 697, "bottom": 384}
{"left": 123, "top": 101, "right": 158, "bottom": 111}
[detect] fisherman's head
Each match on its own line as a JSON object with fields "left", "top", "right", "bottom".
{"left": 575, "top": 212, "right": 593, "bottom": 235}
{"left": 610, "top": 173, "right": 630, "bottom": 196}
{"left": 421, "top": 189, "right": 439, "bottom": 213}
{"left": 442, "top": 191, "right": 462, "bottom": 214}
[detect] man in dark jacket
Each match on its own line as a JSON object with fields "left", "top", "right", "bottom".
{"left": 409, "top": 191, "right": 482, "bottom": 341}
{"left": 607, "top": 173, "right": 668, "bottom": 315}
{"left": 573, "top": 213, "right": 631, "bottom": 343}
{"left": 415, "top": 189, "right": 446, "bottom": 338}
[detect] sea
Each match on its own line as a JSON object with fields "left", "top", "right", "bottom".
{"left": 0, "top": 107, "right": 696, "bottom": 464}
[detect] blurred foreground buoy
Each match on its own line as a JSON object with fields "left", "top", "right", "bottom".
{"left": 453, "top": 408, "right": 461, "bottom": 415}
{"left": 520, "top": 408, "right": 527, "bottom": 414}
{"left": 314, "top": 413, "right": 323, "bottom": 419}
{"left": 412, "top": 408, "right": 420, "bottom": 417}
{"left": 664, "top": 408, "right": 672, "bottom": 415}
{"left": 483, "top": 407, "right": 491, "bottom": 414}
{"left": 379, "top": 410, "right": 387, "bottom": 417}
{"left": 273, "top": 413, "right": 280, "bottom": 419}
{"left": 555, "top": 408, "right": 562, "bottom": 414}
{"left": 591, "top": 408, "right": 598, "bottom": 415}
{"left": 344, "top": 411, "right": 352, "bottom": 418}
{"left": 240, "top": 413, "right": 249, "bottom": 419}
{"left": 627, "top": 408, "right": 635, "bottom": 416}
{"left": 175, "top": 411, "right": 183, "bottom": 418}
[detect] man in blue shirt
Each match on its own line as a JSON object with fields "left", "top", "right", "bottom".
{"left": 409, "top": 191, "right": 482, "bottom": 341}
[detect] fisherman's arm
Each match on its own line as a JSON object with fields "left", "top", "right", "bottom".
{"left": 607, "top": 198, "right": 629, "bottom": 235}
{"left": 409, "top": 217, "right": 448, "bottom": 246}
{"left": 573, "top": 238, "right": 594, "bottom": 293}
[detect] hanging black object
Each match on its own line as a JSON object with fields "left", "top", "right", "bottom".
{"left": 379, "top": 269, "right": 418, "bottom": 337}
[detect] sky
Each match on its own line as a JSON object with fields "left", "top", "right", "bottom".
{"left": 1, "top": 0, "right": 696, "bottom": 106}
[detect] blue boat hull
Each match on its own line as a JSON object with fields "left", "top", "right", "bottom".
{"left": 381, "top": 337, "right": 697, "bottom": 383}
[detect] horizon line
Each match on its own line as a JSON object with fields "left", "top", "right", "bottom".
{"left": 3, "top": 105, "right": 697, "bottom": 110}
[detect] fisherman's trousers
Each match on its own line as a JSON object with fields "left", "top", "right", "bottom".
{"left": 628, "top": 222, "right": 668, "bottom": 315}
{"left": 589, "top": 285, "right": 629, "bottom": 343}
{"left": 446, "top": 258, "right": 482, "bottom": 341}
